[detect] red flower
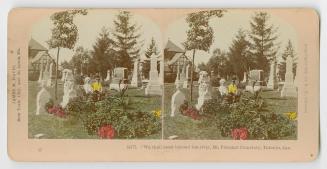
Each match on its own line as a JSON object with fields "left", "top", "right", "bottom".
{"left": 183, "top": 107, "right": 200, "bottom": 120}
{"left": 47, "top": 105, "right": 66, "bottom": 118}
{"left": 231, "top": 128, "right": 248, "bottom": 140}
{"left": 98, "top": 125, "right": 115, "bottom": 139}
{"left": 239, "top": 128, "right": 248, "bottom": 140}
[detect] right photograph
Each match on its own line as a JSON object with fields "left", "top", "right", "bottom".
{"left": 163, "top": 9, "right": 298, "bottom": 140}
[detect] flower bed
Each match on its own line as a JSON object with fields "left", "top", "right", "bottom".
{"left": 201, "top": 94, "right": 297, "bottom": 140}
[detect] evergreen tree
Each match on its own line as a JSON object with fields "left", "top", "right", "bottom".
{"left": 143, "top": 37, "right": 158, "bottom": 78}
{"left": 249, "top": 12, "right": 279, "bottom": 75}
{"left": 228, "top": 29, "right": 253, "bottom": 79}
{"left": 112, "top": 11, "right": 141, "bottom": 70}
{"left": 89, "top": 27, "right": 115, "bottom": 78}
{"left": 278, "top": 40, "right": 297, "bottom": 80}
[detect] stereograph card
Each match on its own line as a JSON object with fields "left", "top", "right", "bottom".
{"left": 7, "top": 8, "right": 319, "bottom": 162}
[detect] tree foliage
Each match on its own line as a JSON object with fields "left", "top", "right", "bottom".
{"left": 249, "top": 12, "right": 279, "bottom": 74}
{"left": 89, "top": 27, "right": 115, "bottom": 77}
{"left": 228, "top": 29, "right": 253, "bottom": 79}
{"left": 69, "top": 46, "right": 90, "bottom": 75}
{"left": 47, "top": 9, "right": 88, "bottom": 50}
{"left": 112, "top": 11, "right": 142, "bottom": 70}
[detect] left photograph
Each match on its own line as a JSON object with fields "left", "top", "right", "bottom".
{"left": 28, "top": 9, "right": 163, "bottom": 139}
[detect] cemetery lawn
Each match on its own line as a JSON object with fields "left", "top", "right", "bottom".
{"left": 28, "top": 81, "right": 161, "bottom": 139}
{"left": 163, "top": 83, "right": 297, "bottom": 140}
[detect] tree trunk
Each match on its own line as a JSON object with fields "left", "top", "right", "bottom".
{"left": 190, "top": 49, "right": 196, "bottom": 101}
{"left": 55, "top": 47, "right": 60, "bottom": 100}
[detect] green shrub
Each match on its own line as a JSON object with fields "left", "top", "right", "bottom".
{"left": 218, "top": 96, "right": 296, "bottom": 140}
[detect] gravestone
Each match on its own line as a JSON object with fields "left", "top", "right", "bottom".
{"left": 183, "top": 64, "right": 190, "bottom": 88}
{"left": 145, "top": 54, "right": 162, "bottom": 95}
{"left": 196, "top": 71, "right": 212, "bottom": 110}
{"left": 61, "top": 69, "right": 72, "bottom": 82}
{"left": 245, "top": 69, "right": 264, "bottom": 92}
{"left": 174, "top": 63, "right": 183, "bottom": 88}
{"left": 281, "top": 55, "right": 297, "bottom": 97}
{"left": 38, "top": 61, "right": 44, "bottom": 83}
{"left": 61, "top": 71, "right": 77, "bottom": 108}
{"left": 218, "top": 78, "right": 228, "bottom": 96}
{"left": 105, "top": 69, "right": 111, "bottom": 82}
{"left": 110, "top": 67, "right": 128, "bottom": 91}
{"left": 267, "top": 61, "right": 277, "bottom": 90}
{"left": 36, "top": 81, "right": 51, "bottom": 115}
{"left": 242, "top": 72, "right": 247, "bottom": 83}
{"left": 131, "top": 60, "right": 142, "bottom": 87}
{"left": 83, "top": 76, "right": 93, "bottom": 94}
{"left": 46, "top": 62, "right": 53, "bottom": 87}
{"left": 170, "top": 83, "right": 185, "bottom": 117}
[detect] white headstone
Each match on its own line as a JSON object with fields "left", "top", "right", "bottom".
{"left": 170, "top": 84, "right": 186, "bottom": 117}
{"left": 196, "top": 71, "right": 212, "bottom": 110}
{"left": 267, "top": 61, "right": 277, "bottom": 90}
{"left": 105, "top": 69, "right": 111, "bottom": 82}
{"left": 174, "top": 63, "right": 183, "bottom": 88}
{"left": 46, "top": 62, "right": 54, "bottom": 87}
{"left": 61, "top": 71, "right": 77, "bottom": 108}
{"left": 218, "top": 78, "right": 228, "bottom": 96}
{"left": 183, "top": 64, "right": 189, "bottom": 88}
{"left": 83, "top": 77, "right": 93, "bottom": 94}
{"left": 38, "top": 62, "right": 44, "bottom": 83}
{"left": 242, "top": 72, "right": 247, "bottom": 83}
{"left": 281, "top": 55, "right": 297, "bottom": 97}
{"left": 131, "top": 60, "right": 142, "bottom": 87}
{"left": 36, "top": 81, "right": 51, "bottom": 115}
{"left": 110, "top": 67, "right": 128, "bottom": 91}
{"left": 145, "top": 54, "right": 162, "bottom": 95}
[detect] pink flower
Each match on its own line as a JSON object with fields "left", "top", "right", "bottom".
{"left": 231, "top": 128, "right": 248, "bottom": 140}
{"left": 98, "top": 125, "right": 115, "bottom": 139}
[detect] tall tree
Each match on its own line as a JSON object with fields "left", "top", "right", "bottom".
{"left": 112, "top": 11, "right": 141, "bottom": 70}
{"left": 207, "top": 49, "right": 229, "bottom": 78}
{"left": 69, "top": 46, "right": 90, "bottom": 75}
{"left": 143, "top": 37, "right": 159, "bottom": 78}
{"left": 183, "top": 10, "right": 225, "bottom": 101}
{"left": 89, "top": 27, "right": 115, "bottom": 77}
{"left": 47, "top": 9, "right": 87, "bottom": 99}
{"left": 228, "top": 29, "right": 253, "bottom": 79}
{"left": 278, "top": 40, "right": 297, "bottom": 80}
{"left": 249, "top": 12, "right": 279, "bottom": 76}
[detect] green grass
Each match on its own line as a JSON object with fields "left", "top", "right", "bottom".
{"left": 28, "top": 81, "right": 162, "bottom": 139}
{"left": 163, "top": 84, "right": 297, "bottom": 140}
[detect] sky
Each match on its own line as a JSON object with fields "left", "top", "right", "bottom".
{"left": 165, "top": 10, "right": 298, "bottom": 65}
{"left": 30, "top": 9, "right": 298, "bottom": 66}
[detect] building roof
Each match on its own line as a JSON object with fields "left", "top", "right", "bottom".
{"left": 29, "top": 38, "right": 48, "bottom": 51}
{"left": 165, "top": 40, "right": 185, "bottom": 53}
{"left": 30, "top": 51, "right": 55, "bottom": 63}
